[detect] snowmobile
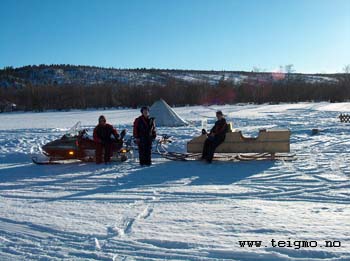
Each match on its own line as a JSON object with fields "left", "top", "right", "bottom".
{"left": 32, "top": 122, "right": 133, "bottom": 165}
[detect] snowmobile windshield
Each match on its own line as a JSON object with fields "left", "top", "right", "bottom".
{"left": 65, "top": 121, "right": 82, "bottom": 137}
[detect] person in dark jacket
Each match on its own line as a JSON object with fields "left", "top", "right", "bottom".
{"left": 202, "top": 111, "right": 228, "bottom": 163}
{"left": 93, "top": 115, "right": 119, "bottom": 164}
{"left": 133, "top": 106, "right": 156, "bottom": 166}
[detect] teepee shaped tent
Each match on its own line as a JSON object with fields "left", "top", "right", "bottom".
{"left": 150, "top": 99, "right": 188, "bottom": 127}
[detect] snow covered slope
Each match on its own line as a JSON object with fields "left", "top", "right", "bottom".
{"left": 0, "top": 102, "right": 349, "bottom": 260}
{"left": 0, "top": 66, "right": 340, "bottom": 88}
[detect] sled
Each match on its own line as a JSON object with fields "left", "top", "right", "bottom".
{"left": 154, "top": 131, "right": 294, "bottom": 162}
{"left": 187, "top": 128, "right": 291, "bottom": 156}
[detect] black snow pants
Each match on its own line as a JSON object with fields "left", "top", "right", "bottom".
{"left": 138, "top": 138, "right": 152, "bottom": 166}
{"left": 202, "top": 136, "right": 225, "bottom": 163}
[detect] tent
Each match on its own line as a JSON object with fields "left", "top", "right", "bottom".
{"left": 150, "top": 99, "right": 188, "bottom": 127}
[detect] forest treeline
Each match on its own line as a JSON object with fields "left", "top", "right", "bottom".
{"left": 1, "top": 75, "right": 350, "bottom": 111}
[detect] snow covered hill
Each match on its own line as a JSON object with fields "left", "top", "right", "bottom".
{"left": 0, "top": 102, "right": 349, "bottom": 260}
{"left": 0, "top": 65, "right": 340, "bottom": 88}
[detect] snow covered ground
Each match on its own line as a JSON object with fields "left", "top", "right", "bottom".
{"left": 0, "top": 102, "right": 349, "bottom": 261}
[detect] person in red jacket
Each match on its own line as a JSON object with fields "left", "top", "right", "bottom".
{"left": 93, "top": 115, "right": 119, "bottom": 164}
{"left": 133, "top": 106, "right": 156, "bottom": 166}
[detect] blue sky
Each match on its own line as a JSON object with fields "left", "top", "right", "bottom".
{"left": 0, "top": 0, "right": 349, "bottom": 73}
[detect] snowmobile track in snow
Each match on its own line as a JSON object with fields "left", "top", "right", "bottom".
{"left": 1, "top": 103, "right": 350, "bottom": 260}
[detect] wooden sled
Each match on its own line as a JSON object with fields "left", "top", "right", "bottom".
{"left": 187, "top": 129, "right": 291, "bottom": 159}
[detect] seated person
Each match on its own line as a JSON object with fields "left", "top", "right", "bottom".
{"left": 202, "top": 111, "right": 228, "bottom": 163}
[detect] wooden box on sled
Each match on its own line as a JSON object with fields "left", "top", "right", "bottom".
{"left": 187, "top": 129, "right": 291, "bottom": 154}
